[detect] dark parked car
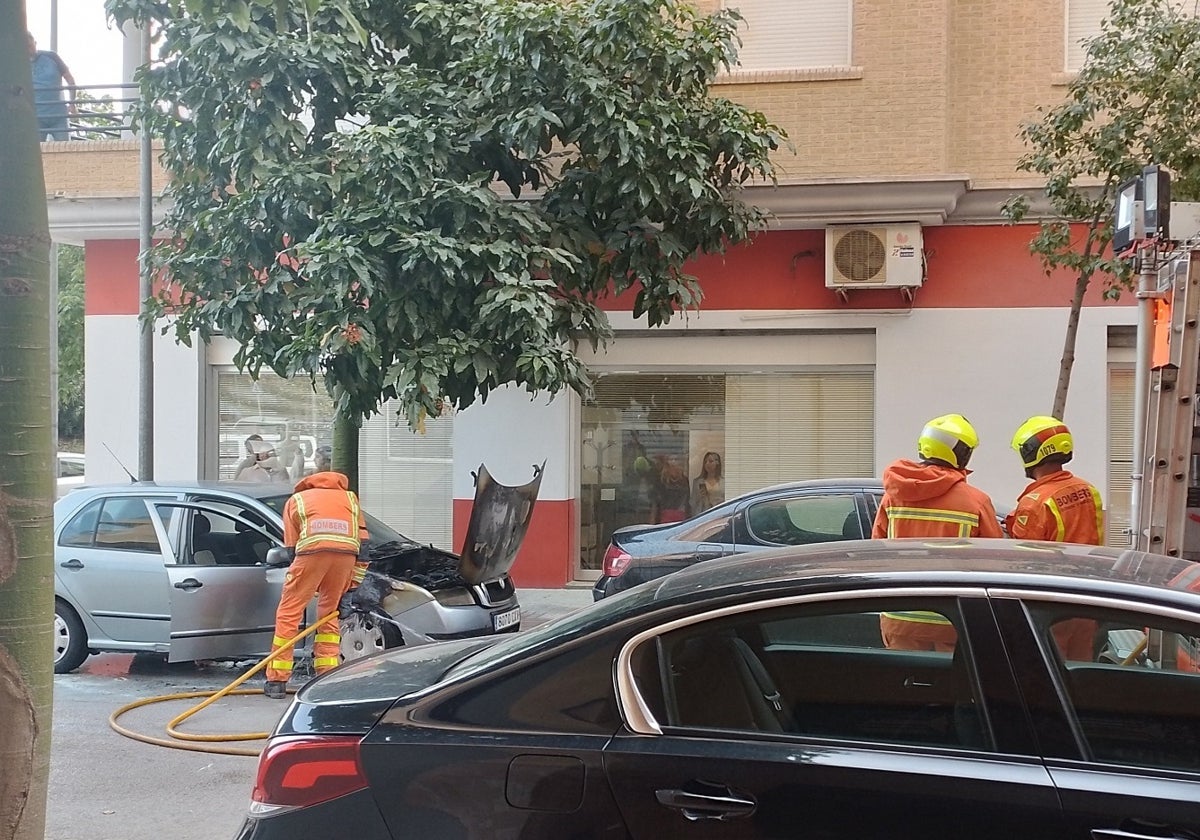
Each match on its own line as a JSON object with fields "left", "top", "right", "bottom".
{"left": 52, "top": 465, "right": 539, "bottom": 673}
{"left": 237, "top": 539, "right": 1200, "bottom": 839}
{"left": 593, "top": 477, "right": 883, "bottom": 599}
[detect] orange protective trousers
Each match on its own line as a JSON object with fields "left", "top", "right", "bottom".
{"left": 265, "top": 549, "right": 357, "bottom": 683}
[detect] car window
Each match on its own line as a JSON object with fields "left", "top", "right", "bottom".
{"left": 58, "top": 499, "right": 102, "bottom": 547}
{"left": 1026, "top": 603, "right": 1200, "bottom": 773}
{"left": 632, "top": 596, "right": 989, "bottom": 750}
{"left": 745, "top": 495, "right": 862, "bottom": 545}
{"left": 94, "top": 497, "right": 162, "bottom": 553}
{"left": 675, "top": 511, "right": 735, "bottom": 544}
{"left": 57, "top": 457, "right": 85, "bottom": 478}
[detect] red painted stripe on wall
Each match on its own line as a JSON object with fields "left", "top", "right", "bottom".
{"left": 454, "top": 498, "right": 578, "bottom": 589}
{"left": 601, "top": 224, "right": 1132, "bottom": 312}
{"left": 84, "top": 240, "right": 141, "bottom": 316}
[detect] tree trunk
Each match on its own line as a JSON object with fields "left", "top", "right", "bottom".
{"left": 1053, "top": 266, "right": 1093, "bottom": 418}
{"left": 0, "top": 7, "right": 56, "bottom": 840}
{"left": 332, "top": 410, "right": 360, "bottom": 493}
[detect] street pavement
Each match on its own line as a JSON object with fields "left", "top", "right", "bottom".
{"left": 45, "top": 586, "right": 595, "bottom": 840}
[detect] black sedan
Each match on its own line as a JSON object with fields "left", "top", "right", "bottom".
{"left": 237, "top": 539, "right": 1200, "bottom": 840}
{"left": 593, "top": 477, "right": 883, "bottom": 599}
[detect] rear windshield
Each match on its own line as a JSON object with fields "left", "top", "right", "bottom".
{"left": 259, "top": 494, "right": 414, "bottom": 547}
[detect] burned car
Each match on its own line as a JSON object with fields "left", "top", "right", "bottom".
{"left": 51, "top": 465, "right": 540, "bottom": 674}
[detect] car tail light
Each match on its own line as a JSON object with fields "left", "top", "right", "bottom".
{"left": 602, "top": 544, "right": 633, "bottom": 577}
{"left": 250, "top": 736, "right": 368, "bottom": 816}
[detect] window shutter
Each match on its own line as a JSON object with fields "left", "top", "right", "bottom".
{"left": 725, "top": 0, "right": 852, "bottom": 70}
{"left": 359, "top": 405, "right": 455, "bottom": 549}
{"left": 1107, "top": 366, "right": 1134, "bottom": 548}
{"left": 725, "top": 371, "right": 875, "bottom": 497}
{"left": 1066, "top": 0, "right": 1109, "bottom": 71}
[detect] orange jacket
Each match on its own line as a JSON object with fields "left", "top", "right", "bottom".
{"left": 1005, "top": 469, "right": 1104, "bottom": 545}
{"left": 283, "top": 471, "right": 369, "bottom": 556}
{"left": 872, "top": 459, "right": 1003, "bottom": 539}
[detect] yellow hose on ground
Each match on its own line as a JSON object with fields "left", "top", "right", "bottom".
{"left": 108, "top": 610, "right": 341, "bottom": 757}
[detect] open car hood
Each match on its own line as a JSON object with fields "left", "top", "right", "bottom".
{"left": 458, "top": 462, "right": 544, "bottom": 585}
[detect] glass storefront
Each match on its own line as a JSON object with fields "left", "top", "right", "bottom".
{"left": 215, "top": 370, "right": 455, "bottom": 548}
{"left": 578, "top": 370, "right": 875, "bottom": 574}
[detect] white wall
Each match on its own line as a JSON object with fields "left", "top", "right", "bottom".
{"left": 452, "top": 386, "right": 575, "bottom": 501}
{"left": 84, "top": 314, "right": 204, "bottom": 485}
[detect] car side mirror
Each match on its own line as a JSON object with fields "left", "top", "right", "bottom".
{"left": 265, "top": 546, "right": 295, "bottom": 568}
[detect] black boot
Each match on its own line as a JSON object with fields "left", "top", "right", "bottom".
{"left": 263, "top": 680, "right": 289, "bottom": 700}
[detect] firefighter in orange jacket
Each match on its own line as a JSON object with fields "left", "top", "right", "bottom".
{"left": 264, "top": 470, "right": 369, "bottom": 699}
{"left": 1006, "top": 415, "right": 1104, "bottom": 660}
{"left": 873, "top": 414, "right": 1004, "bottom": 650}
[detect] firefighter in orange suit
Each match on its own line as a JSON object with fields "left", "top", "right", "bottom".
{"left": 1007, "top": 416, "right": 1104, "bottom": 660}
{"left": 873, "top": 414, "right": 1004, "bottom": 651}
{"left": 264, "top": 470, "right": 370, "bottom": 699}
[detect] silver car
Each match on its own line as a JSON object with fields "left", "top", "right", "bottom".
{"left": 52, "top": 466, "right": 539, "bottom": 674}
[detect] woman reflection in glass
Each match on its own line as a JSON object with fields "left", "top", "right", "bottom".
{"left": 691, "top": 451, "right": 724, "bottom": 514}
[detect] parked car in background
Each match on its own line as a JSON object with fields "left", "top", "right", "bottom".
{"left": 236, "top": 539, "right": 1200, "bottom": 839}
{"left": 56, "top": 451, "right": 85, "bottom": 499}
{"left": 593, "top": 478, "right": 884, "bottom": 599}
{"left": 51, "top": 465, "right": 539, "bottom": 674}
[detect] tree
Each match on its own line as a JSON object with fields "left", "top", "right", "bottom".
{"left": 106, "top": 0, "right": 784, "bottom": 481}
{"left": 57, "top": 245, "right": 85, "bottom": 443}
{"left": 1003, "top": 0, "right": 1200, "bottom": 417}
{"left": 0, "top": 5, "right": 56, "bottom": 840}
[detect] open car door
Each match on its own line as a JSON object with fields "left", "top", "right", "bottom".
{"left": 155, "top": 501, "right": 294, "bottom": 663}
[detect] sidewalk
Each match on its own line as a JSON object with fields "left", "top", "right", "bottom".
{"left": 519, "top": 585, "right": 596, "bottom": 628}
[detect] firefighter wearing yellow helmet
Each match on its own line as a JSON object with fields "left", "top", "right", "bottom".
{"left": 873, "top": 414, "right": 1003, "bottom": 651}
{"left": 1006, "top": 415, "right": 1105, "bottom": 660}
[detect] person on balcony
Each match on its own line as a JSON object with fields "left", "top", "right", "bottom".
{"left": 28, "top": 32, "right": 77, "bottom": 141}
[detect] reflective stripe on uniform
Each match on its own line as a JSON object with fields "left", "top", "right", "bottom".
{"left": 886, "top": 506, "right": 978, "bottom": 538}
{"left": 313, "top": 656, "right": 339, "bottom": 669}
{"left": 881, "top": 610, "right": 952, "bottom": 625}
{"left": 315, "top": 633, "right": 339, "bottom": 644}
{"left": 295, "top": 491, "right": 362, "bottom": 553}
{"left": 1045, "top": 498, "right": 1068, "bottom": 541}
{"left": 271, "top": 635, "right": 291, "bottom": 651}
{"left": 269, "top": 659, "right": 294, "bottom": 672}
{"left": 1091, "top": 486, "right": 1105, "bottom": 545}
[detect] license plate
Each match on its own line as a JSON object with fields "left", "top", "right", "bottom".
{"left": 492, "top": 607, "right": 521, "bottom": 631}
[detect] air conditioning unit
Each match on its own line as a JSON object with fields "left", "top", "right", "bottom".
{"left": 825, "top": 223, "right": 924, "bottom": 290}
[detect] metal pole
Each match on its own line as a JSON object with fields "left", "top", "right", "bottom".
{"left": 50, "top": 0, "right": 58, "bottom": 52}
{"left": 138, "top": 24, "right": 154, "bottom": 480}
{"left": 1130, "top": 248, "right": 1157, "bottom": 549}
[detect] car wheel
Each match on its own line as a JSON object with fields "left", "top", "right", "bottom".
{"left": 53, "top": 600, "right": 90, "bottom": 674}
{"left": 339, "top": 612, "right": 403, "bottom": 663}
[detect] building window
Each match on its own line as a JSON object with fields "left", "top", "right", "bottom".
{"left": 214, "top": 370, "right": 454, "bottom": 548}
{"left": 578, "top": 370, "right": 874, "bottom": 573}
{"left": 1065, "top": 0, "right": 1109, "bottom": 72}
{"left": 723, "top": 0, "right": 853, "bottom": 72}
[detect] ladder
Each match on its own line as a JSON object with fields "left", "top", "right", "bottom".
{"left": 1134, "top": 249, "right": 1200, "bottom": 557}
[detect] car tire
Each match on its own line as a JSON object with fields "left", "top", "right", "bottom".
{"left": 339, "top": 612, "right": 403, "bottom": 663}
{"left": 54, "top": 599, "right": 90, "bottom": 674}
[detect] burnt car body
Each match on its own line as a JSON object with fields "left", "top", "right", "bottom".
{"left": 52, "top": 465, "right": 539, "bottom": 674}
{"left": 593, "top": 477, "right": 884, "bottom": 600}
{"left": 238, "top": 539, "right": 1200, "bottom": 839}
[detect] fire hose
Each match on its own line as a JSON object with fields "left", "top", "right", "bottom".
{"left": 108, "top": 609, "right": 341, "bottom": 757}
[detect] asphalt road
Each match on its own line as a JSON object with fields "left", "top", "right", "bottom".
{"left": 46, "top": 587, "right": 594, "bottom": 840}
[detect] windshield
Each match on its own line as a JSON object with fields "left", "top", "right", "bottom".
{"left": 259, "top": 494, "right": 414, "bottom": 546}
{"left": 442, "top": 584, "right": 664, "bottom": 681}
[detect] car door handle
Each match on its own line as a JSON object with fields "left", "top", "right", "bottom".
{"left": 59, "top": 559, "right": 84, "bottom": 570}
{"left": 655, "top": 786, "right": 756, "bottom": 821}
{"left": 173, "top": 578, "right": 203, "bottom": 591}
{"left": 696, "top": 543, "right": 726, "bottom": 559}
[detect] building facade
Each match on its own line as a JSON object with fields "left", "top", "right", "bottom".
{"left": 47, "top": 1, "right": 1137, "bottom": 587}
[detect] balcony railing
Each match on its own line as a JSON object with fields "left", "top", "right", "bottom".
{"left": 34, "top": 83, "right": 138, "bottom": 142}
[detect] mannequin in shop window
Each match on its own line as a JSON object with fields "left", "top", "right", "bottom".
{"left": 234, "top": 437, "right": 291, "bottom": 483}
{"left": 691, "top": 451, "right": 724, "bottom": 514}
{"left": 651, "top": 455, "right": 691, "bottom": 524}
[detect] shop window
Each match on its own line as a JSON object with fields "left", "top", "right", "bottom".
{"left": 579, "top": 370, "right": 874, "bottom": 574}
